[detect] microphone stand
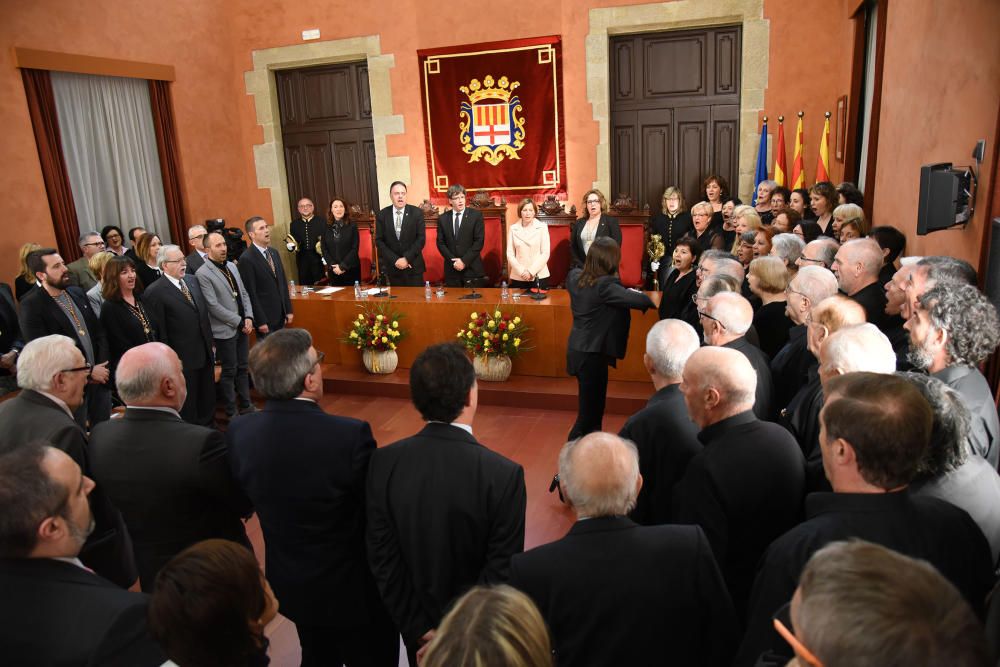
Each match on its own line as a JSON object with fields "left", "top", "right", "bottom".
{"left": 528, "top": 274, "right": 547, "bottom": 301}
{"left": 459, "top": 278, "right": 482, "bottom": 300}
{"left": 372, "top": 274, "right": 395, "bottom": 298}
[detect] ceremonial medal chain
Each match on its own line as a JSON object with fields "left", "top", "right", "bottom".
{"left": 125, "top": 299, "right": 155, "bottom": 339}
{"left": 218, "top": 263, "right": 239, "bottom": 298}
{"left": 55, "top": 292, "right": 86, "bottom": 337}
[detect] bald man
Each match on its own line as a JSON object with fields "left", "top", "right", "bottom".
{"left": 832, "top": 239, "right": 891, "bottom": 330}
{"left": 673, "top": 347, "right": 804, "bottom": 616}
{"left": 703, "top": 292, "right": 774, "bottom": 420}
{"left": 511, "top": 433, "right": 739, "bottom": 666}
{"left": 89, "top": 343, "right": 252, "bottom": 590}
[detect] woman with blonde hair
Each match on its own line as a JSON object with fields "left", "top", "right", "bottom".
{"left": 832, "top": 202, "right": 866, "bottom": 240}
{"left": 691, "top": 201, "right": 724, "bottom": 251}
{"left": 730, "top": 205, "right": 762, "bottom": 255}
{"left": 421, "top": 585, "right": 553, "bottom": 667}
{"left": 86, "top": 250, "right": 115, "bottom": 315}
{"left": 13, "top": 242, "right": 42, "bottom": 301}
{"left": 748, "top": 256, "right": 793, "bottom": 358}
{"left": 649, "top": 186, "right": 693, "bottom": 261}
{"left": 507, "top": 198, "right": 551, "bottom": 291}
{"left": 570, "top": 189, "right": 621, "bottom": 268}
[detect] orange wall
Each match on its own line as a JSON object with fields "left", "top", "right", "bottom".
{"left": 0, "top": 0, "right": 995, "bottom": 276}
{"left": 871, "top": 0, "right": 1000, "bottom": 267}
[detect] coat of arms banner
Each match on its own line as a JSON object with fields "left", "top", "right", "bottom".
{"left": 418, "top": 35, "right": 566, "bottom": 200}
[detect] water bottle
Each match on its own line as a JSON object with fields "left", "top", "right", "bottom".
{"left": 425, "top": 280, "right": 432, "bottom": 300}
{"left": 288, "top": 280, "right": 296, "bottom": 297}
{"left": 500, "top": 281, "right": 509, "bottom": 300}
{"left": 354, "top": 280, "right": 362, "bottom": 299}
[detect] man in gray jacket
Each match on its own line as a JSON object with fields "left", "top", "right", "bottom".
{"left": 196, "top": 231, "right": 255, "bottom": 418}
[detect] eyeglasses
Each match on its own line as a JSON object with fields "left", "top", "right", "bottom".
{"left": 60, "top": 363, "right": 92, "bottom": 374}
{"left": 798, "top": 256, "right": 824, "bottom": 264}
{"left": 310, "top": 351, "right": 326, "bottom": 371}
{"left": 188, "top": 234, "right": 207, "bottom": 241}
{"left": 691, "top": 294, "right": 705, "bottom": 305}
{"left": 697, "top": 310, "right": 725, "bottom": 329}
{"left": 773, "top": 605, "right": 824, "bottom": 667}
{"left": 162, "top": 257, "right": 186, "bottom": 264}
{"left": 83, "top": 241, "right": 105, "bottom": 248}
{"left": 585, "top": 199, "right": 601, "bottom": 205}
{"left": 785, "top": 286, "right": 807, "bottom": 298}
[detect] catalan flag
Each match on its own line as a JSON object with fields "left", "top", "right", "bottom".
{"left": 773, "top": 117, "right": 787, "bottom": 187}
{"left": 815, "top": 113, "right": 831, "bottom": 183}
{"left": 753, "top": 118, "right": 768, "bottom": 205}
{"left": 791, "top": 113, "right": 805, "bottom": 189}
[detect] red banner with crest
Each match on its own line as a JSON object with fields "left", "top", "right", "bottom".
{"left": 418, "top": 36, "right": 566, "bottom": 201}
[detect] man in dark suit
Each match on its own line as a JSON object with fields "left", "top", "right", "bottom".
{"left": 288, "top": 198, "right": 325, "bottom": 284}
{"left": 239, "top": 216, "right": 293, "bottom": 337}
{"left": 229, "top": 329, "right": 398, "bottom": 666}
{"left": 703, "top": 291, "right": 775, "bottom": 420}
{"left": 367, "top": 343, "right": 526, "bottom": 665}
{"left": 89, "top": 343, "right": 252, "bottom": 591}
{"left": 737, "top": 373, "right": 995, "bottom": 666}
{"left": 143, "top": 244, "right": 216, "bottom": 426}
{"left": 0, "top": 335, "right": 136, "bottom": 587}
{"left": 511, "top": 433, "right": 739, "bottom": 666}
{"left": 0, "top": 443, "right": 164, "bottom": 665}
{"left": 0, "top": 282, "right": 24, "bottom": 395}
{"left": 673, "top": 346, "right": 805, "bottom": 617}
{"left": 18, "top": 248, "right": 112, "bottom": 426}
{"left": 185, "top": 223, "right": 209, "bottom": 274}
{"left": 124, "top": 226, "right": 146, "bottom": 264}
{"left": 374, "top": 180, "right": 426, "bottom": 286}
{"left": 436, "top": 184, "right": 486, "bottom": 287}
{"left": 907, "top": 282, "right": 1000, "bottom": 467}
{"left": 619, "top": 318, "right": 702, "bottom": 525}
{"left": 832, "top": 238, "right": 892, "bottom": 331}
{"left": 66, "top": 230, "right": 103, "bottom": 291}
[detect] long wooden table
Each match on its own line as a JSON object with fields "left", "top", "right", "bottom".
{"left": 290, "top": 287, "right": 662, "bottom": 382}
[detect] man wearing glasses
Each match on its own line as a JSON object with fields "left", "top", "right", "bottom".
{"left": 184, "top": 224, "right": 209, "bottom": 273}
{"left": 66, "top": 231, "right": 105, "bottom": 292}
{"left": 795, "top": 238, "right": 839, "bottom": 270}
{"left": 144, "top": 244, "right": 216, "bottom": 426}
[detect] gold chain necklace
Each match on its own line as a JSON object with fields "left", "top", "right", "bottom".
{"left": 125, "top": 298, "right": 154, "bottom": 338}
{"left": 54, "top": 292, "right": 86, "bottom": 337}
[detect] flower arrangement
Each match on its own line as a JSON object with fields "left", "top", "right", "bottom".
{"left": 343, "top": 304, "right": 405, "bottom": 351}
{"left": 456, "top": 307, "right": 529, "bottom": 358}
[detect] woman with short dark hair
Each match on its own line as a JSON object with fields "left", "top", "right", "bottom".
{"left": 566, "top": 237, "right": 653, "bottom": 439}
{"left": 101, "top": 225, "right": 127, "bottom": 257}
{"left": 808, "top": 182, "right": 837, "bottom": 235}
{"left": 570, "top": 189, "right": 621, "bottom": 268}
{"left": 149, "top": 539, "right": 277, "bottom": 667}
{"left": 658, "top": 236, "right": 701, "bottom": 322}
{"left": 320, "top": 197, "right": 360, "bottom": 286}
{"left": 100, "top": 256, "right": 157, "bottom": 379}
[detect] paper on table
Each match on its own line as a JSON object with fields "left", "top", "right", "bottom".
{"left": 315, "top": 286, "right": 345, "bottom": 295}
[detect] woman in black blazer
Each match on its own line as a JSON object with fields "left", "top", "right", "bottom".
{"left": 133, "top": 233, "right": 163, "bottom": 288}
{"left": 566, "top": 237, "right": 654, "bottom": 440}
{"left": 99, "top": 256, "right": 158, "bottom": 382}
{"left": 570, "top": 189, "right": 622, "bottom": 268}
{"left": 319, "top": 197, "right": 361, "bottom": 286}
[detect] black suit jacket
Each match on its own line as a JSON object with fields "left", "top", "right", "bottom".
{"left": 0, "top": 283, "right": 24, "bottom": 360}
{"left": 99, "top": 297, "right": 158, "bottom": 375}
{"left": 0, "top": 390, "right": 137, "bottom": 587}
{"left": 437, "top": 208, "right": 486, "bottom": 283}
{"left": 850, "top": 280, "right": 892, "bottom": 331}
{"left": 185, "top": 249, "right": 206, "bottom": 274}
{"left": 289, "top": 215, "right": 326, "bottom": 285}
{"left": 673, "top": 410, "right": 805, "bottom": 616}
{"left": 375, "top": 204, "right": 426, "bottom": 278}
{"left": 510, "top": 518, "right": 739, "bottom": 667}
{"left": 238, "top": 245, "right": 292, "bottom": 331}
{"left": 0, "top": 558, "right": 163, "bottom": 666}
{"left": 143, "top": 275, "right": 213, "bottom": 371}
{"left": 228, "top": 399, "right": 388, "bottom": 627}
{"left": 89, "top": 407, "right": 251, "bottom": 590}
{"left": 134, "top": 262, "right": 161, "bottom": 289}
{"left": 566, "top": 269, "right": 653, "bottom": 367}
{"left": 770, "top": 324, "right": 815, "bottom": 413}
{"left": 19, "top": 285, "right": 108, "bottom": 363}
{"left": 723, "top": 336, "right": 775, "bottom": 420}
{"left": 366, "top": 422, "right": 526, "bottom": 642}
{"left": 737, "top": 491, "right": 996, "bottom": 667}
{"left": 570, "top": 214, "right": 622, "bottom": 267}
{"left": 620, "top": 384, "right": 703, "bottom": 525}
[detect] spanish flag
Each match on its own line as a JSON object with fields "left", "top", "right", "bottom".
{"left": 773, "top": 117, "right": 787, "bottom": 187}
{"left": 816, "top": 113, "right": 831, "bottom": 183}
{"left": 791, "top": 113, "right": 805, "bottom": 189}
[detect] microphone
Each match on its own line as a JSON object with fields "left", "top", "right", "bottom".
{"left": 459, "top": 277, "right": 482, "bottom": 300}
{"left": 528, "top": 273, "right": 547, "bottom": 301}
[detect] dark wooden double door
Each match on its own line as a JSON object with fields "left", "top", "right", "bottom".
{"left": 277, "top": 61, "right": 379, "bottom": 218}
{"left": 610, "top": 25, "right": 741, "bottom": 212}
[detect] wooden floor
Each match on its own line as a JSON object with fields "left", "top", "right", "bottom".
{"left": 249, "top": 389, "right": 632, "bottom": 666}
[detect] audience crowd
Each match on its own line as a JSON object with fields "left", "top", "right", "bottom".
{"left": 2, "top": 178, "right": 1000, "bottom": 667}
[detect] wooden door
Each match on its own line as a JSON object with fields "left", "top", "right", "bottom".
{"left": 610, "top": 26, "right": 741, "bottom": 211}
{"left": 276, "top": 62, "right": 379, "bottom": 218}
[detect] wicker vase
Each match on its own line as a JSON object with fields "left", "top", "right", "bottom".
{"left": 362, "top": 349, "right": 398, "bottom": 374}
{"left": 473, "top": 354, "right": 512, "bottom": 382}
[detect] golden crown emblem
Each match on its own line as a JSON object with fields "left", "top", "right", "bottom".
{"left": 459, "top": 75, "right": 521, "bottom": 104}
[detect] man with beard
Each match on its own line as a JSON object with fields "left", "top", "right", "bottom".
{"left": 0, "top": 444, "right": 163, "bottom": 665}
{"left": 906, "top": 282, "right": 1000, "bottom": 468}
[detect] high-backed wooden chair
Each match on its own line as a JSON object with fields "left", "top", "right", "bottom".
{"left": 609, "top": 194, "right": 652, "bottom": 288}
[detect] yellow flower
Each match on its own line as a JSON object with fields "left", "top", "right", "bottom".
{"left": 508, "top": 323, "right": 514, "bottom": 331}
{"left": 466, "top": 331, "right": 474, "bottom": 339}
{"left": 376, "top": 314, "right": 384, "bottom": 321}
{"left": 488, "top": 321, "right": 496, "bottom": 329}
{"left": 390, "top": 343, "right": 396, "bottom": 350}
{"left": 471, "top": 312, "right": 478, "bottom": 319}
{"left": 514, "top": 338, "right": 521, "bottom": 346}
{"left": 357, "top": 314, "right": 364, "bottom": 321}
{"left": 503, "top": 333, "right": 509, "bottom": 341}
{"left": 381, "top": 336, "right": 388, "bottom": 343}
{"left": 457, "top": 331, "right": 463, "bottom": 338}
{"left": 484, "top": 341, "right": 491, "bottom": 349}
{"left": 513, "top": 316, "right": 521, "bottom": 324}
{"left": 392, "top": 321, "right": 398, "bottom": 328}
{"left": 494, "top": 311, "right": 501, "bottom": 318}
{"left": 349, "top": 331, "right": 358, "bottom": 339}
